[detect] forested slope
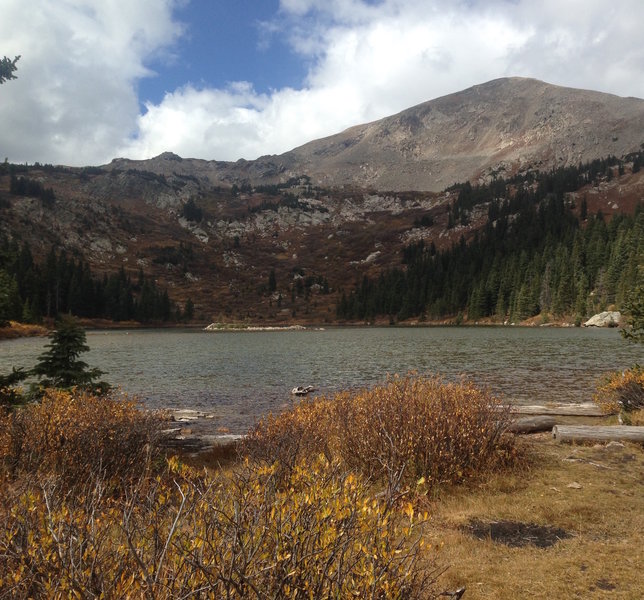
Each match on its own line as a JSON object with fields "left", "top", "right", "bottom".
{"left": 337, "top": 154, "right": 643, "bottom": 323}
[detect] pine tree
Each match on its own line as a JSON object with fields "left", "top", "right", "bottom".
{"left": 0, "top": 55, "right": 19, "bottom": 84}
{"left": 0, "top": 367, "right": 29, "bottom": 408}
{"left": 621, "top": 282, "right": 644, "bottom": 343}
{"left": 32, "top": 317, "right": 109, "bottom": 393}
{"left": 183, "top": 298, "right": 195, "bottom": 322}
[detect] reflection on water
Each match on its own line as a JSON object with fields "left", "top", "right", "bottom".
{"left": 2, "top": 326, "right": 642, "bottom": 434}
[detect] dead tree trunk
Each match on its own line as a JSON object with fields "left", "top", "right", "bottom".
{"left": 552, "top": 425, "right": 644, "bottom": 443}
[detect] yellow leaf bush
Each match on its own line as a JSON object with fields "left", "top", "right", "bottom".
{"left": 245, "top": 374, "right": 520, "bottom": 499}
{"left": 0, "top": 389, "right": 162, "bottom": 487}
{"left": 0, "top": 457, "right": 437, "bottom": 598}
{"left": 0, "top": 389, "right": 439, "bottom": 598}
{"left": 593, "top": 365, "right": 644, "bottom": 416}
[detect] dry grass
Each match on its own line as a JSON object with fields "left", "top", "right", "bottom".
{"left": 424, "top": 434, "right": 644, "bottom": 599}
{"left": 0, "top": 321, "right": 48, "bottom": 340}
{"left": 630, "top": 409, "right": 644, "bottom": 426}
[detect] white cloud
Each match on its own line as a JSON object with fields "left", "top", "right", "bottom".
{"left": 2, "top": 0, "right": 644, "bottom": 166}
{"left": 0, "top": 0, "right": 182, "bottom": 165}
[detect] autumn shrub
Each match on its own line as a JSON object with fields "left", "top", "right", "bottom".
{"left": 245, "top": 374, "right": 518, "bottom": 500}
{"left": 593, "top": 365, "right": 644, "bottom": 416}
{"left": 0, "top": 455, "right": 438, "bottom": 599}
{"left": 242, "top": 396, "right": 335, "bottom": 477}
{"left": 0, "top": 389, "right": 163, "bottom": 487}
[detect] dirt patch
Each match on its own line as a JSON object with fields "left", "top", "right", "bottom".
{"left": 463, "top": 519, "right": 572, "bottom": 548}
{"left": 592, "top": 579, "right": 617, "bottom": 592}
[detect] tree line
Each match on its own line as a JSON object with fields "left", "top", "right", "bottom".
{"left": 338, "top": 157, "right": 643, "bottom": 323}
{"left": 9, "top": 174, "right": 56, "bottom": 206}
{"left": 0, "top": 240, "right": 190, "bottom": 325}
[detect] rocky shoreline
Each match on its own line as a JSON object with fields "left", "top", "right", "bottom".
{"left": 160, "top": 409, "right": 246, "bottom": 454}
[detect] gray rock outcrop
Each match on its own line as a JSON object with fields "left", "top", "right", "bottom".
{"left": 583, "top": 311, "right": 621, "bottom": 327}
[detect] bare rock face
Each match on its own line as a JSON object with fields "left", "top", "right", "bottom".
{"left": 281, "top": 77, "right": 644, "bottom": 191}
{"left": 105, "top": 78, "right": 644, "bottom": 193}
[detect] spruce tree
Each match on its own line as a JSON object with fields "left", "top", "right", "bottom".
{"left": 621, "top": 283, "right": 644, "bottom": 343}
{"left": 0, "top": 55, "right": 19, "bottom": 84}
{"left": 0, "top": 367, "right": 29, "bottom": 408}
{"left": 32, "top": 317, "right": 109, "bottom": 393}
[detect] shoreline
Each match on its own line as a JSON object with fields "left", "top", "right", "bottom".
{"left": 1, "top": 312, "right": 622, "bottom": 342}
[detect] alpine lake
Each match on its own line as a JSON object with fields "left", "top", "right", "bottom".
{"left": 2, "top": 326, "right": 643, "bottom": 435}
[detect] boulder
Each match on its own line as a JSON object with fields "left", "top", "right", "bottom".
{"left": 583, "top": 311, "right": 621, "bottom": 328}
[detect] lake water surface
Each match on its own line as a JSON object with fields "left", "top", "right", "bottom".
{"left": 2, "top": 326, "right": 642, "bottom": 434}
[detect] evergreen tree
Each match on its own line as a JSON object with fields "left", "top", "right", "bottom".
{"left": 0, "top": 367, "right": 29, "bottom": 409}
{"left": 0, "top": 55, "right": 19, "bottom": 84}
{"left": 0, "top": 269, "right": 22, "bottom": 325}
{"left": 32, "top": 317, "right": 109, "bottom": 393}
{"left": 621, "top": 282, "right": 644, "bottom": 343}
{"left": 183, "top": 297, "right": 195, "bottom": 322}
{"left": 336, "top": 159, "right": 641, "bottom": 323}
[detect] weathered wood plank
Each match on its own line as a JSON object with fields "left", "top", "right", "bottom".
{"left": 507, "top": 416, "right": 558, "bottom": 434}
{"left": 552, "top": 425, "right": 644, "bottom": 443}
{"left": 509, "top": 403, "right": 608, "bottom": 417}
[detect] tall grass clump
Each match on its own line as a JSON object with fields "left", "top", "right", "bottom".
{"left": 245, "top": 374, "right": 519, "bottom": 500}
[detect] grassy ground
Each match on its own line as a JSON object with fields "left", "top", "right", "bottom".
{"left": 185, "top": 427, "right": 643, "bottom": 599}
{"left": 426, "top": 434, "right": 643, "bottom": 599}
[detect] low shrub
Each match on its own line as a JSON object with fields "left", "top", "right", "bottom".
{"left": 245, "top": 374, "right": 519, "bottom": 500}
{"left": 242, "top": 396, "right": 334, "bottom": 476}
{"left": 593, "top": 365, "right": 644, "bottom": 416}
{"left": 0, "top": 389, "right": 163, "bottom": 487}
{"left": 0, "top": 456, "right": 438, "bottom": 599}
{"left": 0, "top": 388, "right": 439, "bottom": 598}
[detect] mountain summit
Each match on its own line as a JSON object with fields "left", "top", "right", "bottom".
{"left": 110, "top": 77, "right": 644, "bottom": 192}
{"left": 278, "top": 77, "right": 644, "bottom": 191}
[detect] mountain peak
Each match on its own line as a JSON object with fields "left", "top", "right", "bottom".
{"left": 280, "top": 77, "right": 644, "bottom": 191}
{"left": 107, "top": 78, "right": 644, "bottom": 192}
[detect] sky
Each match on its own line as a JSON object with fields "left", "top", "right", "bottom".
{"left": 1, "top": 0, "right": 644, "bottom": 167}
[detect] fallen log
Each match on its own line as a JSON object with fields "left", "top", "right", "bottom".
{"left": 509, "top": 403, "right": 608, "bottom": 417}
{"left": 507, "top": 416, "right": 557, "bottom": 434}
{"left": 552, "top": 425, "right": 644, "bottom": 443}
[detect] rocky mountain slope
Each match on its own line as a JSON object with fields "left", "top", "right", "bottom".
{"left": 1, "top": 77, "right": 643, "bottom": 325}
{"left": 107, "top": 78, "right": 644, "bottom": 192}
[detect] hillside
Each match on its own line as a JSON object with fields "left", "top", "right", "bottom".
{"left": 282, "top": 77, "right": 644, "bottom": 191}
{"left": 1, "top": 78, "right": 643, "bottom": 326}
{"left": 106, "top": 78, "right": 644, "bottom": 192}
{"left": 1, "top": 155, "right": 642, "bottom": 327}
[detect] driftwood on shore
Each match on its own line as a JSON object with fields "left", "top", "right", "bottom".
{"left": 507, "top": 416, "right": 558, "bottom": 434}
{"left": 552, "top": 425, "right": 644, "bottom": 443}
{"left": 509, "top": 403, "right": 608, "bottom": 417}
